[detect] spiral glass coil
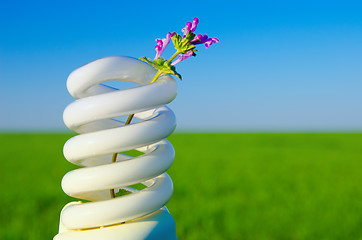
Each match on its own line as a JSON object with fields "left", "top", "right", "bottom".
{"left": 54, "top": 56, "right": 178, "bottom": 240}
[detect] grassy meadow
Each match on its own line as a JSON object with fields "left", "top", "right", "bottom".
{"left": 0, "top": 133, "right": 361, "bottom": 240}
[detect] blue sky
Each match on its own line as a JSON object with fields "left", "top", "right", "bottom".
{"left": 1, "top": 0, "right": 361, "bottom": 131}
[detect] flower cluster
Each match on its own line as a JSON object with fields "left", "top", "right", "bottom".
{"left": 140, "top": 17, "right": 218, "bottom": 81}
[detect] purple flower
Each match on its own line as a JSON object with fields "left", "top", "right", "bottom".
{"left": 191, "top": 34, "right": 219, "bottom": 49}
{"left": 181, "top": 18, "right": 218, "bottom": 49}
{"left": 182, "top": 17, "right": 199, "bottom": 37}
{"left": 154, "top": 32, "right": 176, "bottom": 60}
{"left": 181, "top": 22, "right": 192, "bottom": 37}
{"left": 171, "top": 50, "right": 194, "bottom": 66}
{"left": 191, "top": 17, "right": 199, "bottom": 33}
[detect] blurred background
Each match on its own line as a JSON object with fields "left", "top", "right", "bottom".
{"left": 0, "top": 0, "right": 361, "bottom": 239}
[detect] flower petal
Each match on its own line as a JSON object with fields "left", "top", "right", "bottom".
{"left": 171, "top": 50, "right": 194, "bottom": 66}
{"left": 182, "top": 22, "right": 192, "bottom": 37}
{"left": 191, "top": 17, "right": 199, "bottom": 32}
{"left": 211, "top": 37, "right": 219, "bottom": 43}
{"left": 204, "top": 37, "right": 219, "bottom": 48}
{"left": 154, "top": 39, "right": 164, "bottom": 60}
{"left": 191, "top": 34, "right": 203, "bottom": 43}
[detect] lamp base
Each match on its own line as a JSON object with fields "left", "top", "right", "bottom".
{"left": 54, "top": 205, "right": 177, "bottom": 240}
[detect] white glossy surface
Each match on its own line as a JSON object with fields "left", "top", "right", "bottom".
{"left": 54, "top": 56, "right": 178, "bottom": 240}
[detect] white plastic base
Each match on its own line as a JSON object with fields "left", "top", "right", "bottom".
{"left": 54, "top": 204, "right": 177, "bottom": 240}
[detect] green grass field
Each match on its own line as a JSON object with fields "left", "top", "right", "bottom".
{"left": 0, "top": 133, "right": 361, "bottom": 240}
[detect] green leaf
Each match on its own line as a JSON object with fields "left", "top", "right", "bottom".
{"left": 139, "top": 56, "right": 182, "bottom": 80}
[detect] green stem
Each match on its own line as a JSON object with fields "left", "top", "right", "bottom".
{"left": 109, "top": 113, "right": 135, "bottom": 198}
{"left": 110, "top": 50, "right": 181, "bottom": 198}
{"left": 149, "top": 50, "right": 180, "bottom": 83}
{"left": 151, "top": 70, "right": 163, "bottom": 83}
{"left": 168, "top": 50, "right": 181, "bottom": 63}
{"left": 109, "top": 152, "right": 118, "bottom": 198}
{"left": 125, "top": 114, "right": 135, "bottom": 125}
{"left": 109, "top": 68, "right": 164, "bottom": 198}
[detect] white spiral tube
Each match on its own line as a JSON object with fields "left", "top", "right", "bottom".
{"left": 54, "top": 56, "right": 178, "bottom": 240}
